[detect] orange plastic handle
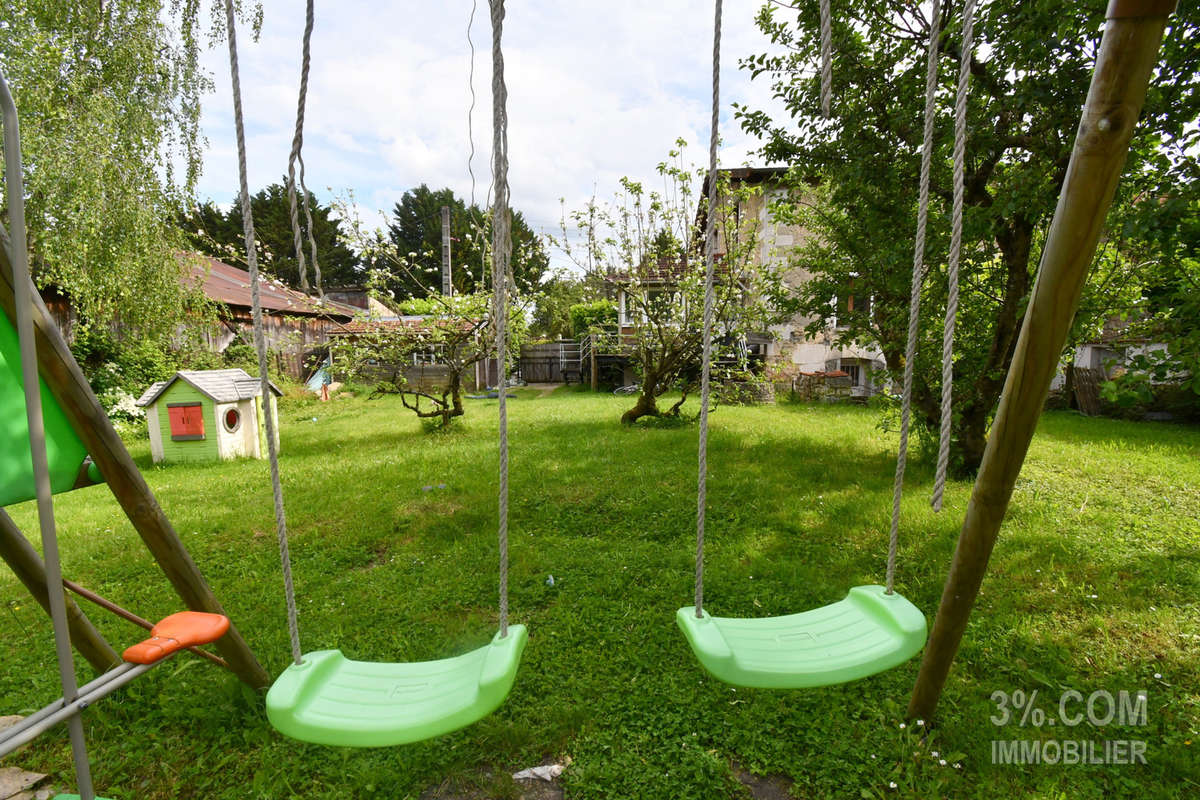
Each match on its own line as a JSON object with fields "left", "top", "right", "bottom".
{"left": 122, "top": 611, "right": 230, "bottom": 665}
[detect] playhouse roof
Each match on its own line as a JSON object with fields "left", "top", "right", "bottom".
{"left": 136, "top": 369, "right": 283, "bottom": 408}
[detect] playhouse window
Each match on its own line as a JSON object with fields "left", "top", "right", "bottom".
{"left": 167, "top": 403, "right": 205, "bottom": 441}
{"left": 223, "top": 407, "right": 242, "bottom": 433}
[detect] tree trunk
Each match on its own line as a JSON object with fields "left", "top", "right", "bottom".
{"left": 444, "top": 371, "right": 464, "bottom": 426}
{"left": 934, "top": 217, "right": 1035, "bottom": 476}
{"left": 908, "top": 5, "right": 1172, "bottom": 720}
{"left": 957, "top": 399, "right": 990, "bottom": 476}
{"left": 621, "top": 391, "right": 660, "bottom": 424}
{"left": 622, "top": 369, "right": 661, "bottom": 424}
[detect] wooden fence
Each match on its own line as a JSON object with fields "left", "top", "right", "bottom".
{"left": 518, "top": 340, "right": 576, "bottom": 383}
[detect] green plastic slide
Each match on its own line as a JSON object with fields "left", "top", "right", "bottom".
{"left": 0, "top": 308, "right": 98, "bottom": 508}
{"left": 266, "top": 625, "right": 528, "bottom": 747}
{"left": 676, "top": 585, "right": 926, "bottom": 689}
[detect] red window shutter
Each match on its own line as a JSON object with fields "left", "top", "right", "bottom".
{"left": 168, "top": 403, "right": 205, "bottom": 440}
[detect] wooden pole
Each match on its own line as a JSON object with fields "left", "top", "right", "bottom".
{"left": 0, "top": 510, "right": 121, "bottom": 672}
{"left": 441, "top": 205, "right": 453, "bottom": 296}
{"left": 0, "top": 243, "right": 270, "bottom": 689}
{"left": 908, "top": 0, "right": 1176, "bottom": 721}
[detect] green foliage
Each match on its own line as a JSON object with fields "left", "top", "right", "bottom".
{"left": 220, "top": 341, "right": 260, "bottom": 374}
{"left": 568, "top": 299, "right": 617, "bottom": 338}
{"left": 394, "top": 296, "right": 442, "bottom": 316}
{"left": 70, "top": 325, "right": 174, "bottom": 409}
{"left": 529, "top": 270, "right": 595, "bottom": 340}
{"left": 0, "top": 1, "right": 262, "bottom": 341}
{"left": 1100, "top": 369, "right": 1155, "bottom": 413}
{"left": 737, "top": 0, "right": 1200, "bottom": 473}
{"left": 3, "top": 397, "right": 1198, "bottom": 798}
{"left": 185, "top": 181, "right": 364, "bottom": 290}
{"left": 1100, "top": 349, "right": 1200, "bottom": 421}
{"left": 385, "top": 184, "right": 549, "bottom": 299}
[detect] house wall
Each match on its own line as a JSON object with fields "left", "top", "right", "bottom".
{"left": 38, "top": 288, "right": 345, "bottom": 382}
{"left": 213, "top": 399, "right": 261, "bottom": 459}
{"left": 254, "top": 395, "right": 280, "bottom": 457}
{"left": 152, "top": 383, "right": 219, "bottom": 463}
{"left": 723, "top": 180, "right": 887, "bottom": 381}
{"left": 323, "top": 289, "right": 393, "bottom": 319}
{"left": 147, "top": 402, "right": 165, "bottom": 463}
{"left": 1049, "top": 341, "right": 1172, "bottom": 391}
{"left": 208, "top": 310, "right": 345, "bottom": 381}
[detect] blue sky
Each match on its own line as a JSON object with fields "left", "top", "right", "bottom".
{"left": 195, "top": 1, "right": 792, "bottom": 267}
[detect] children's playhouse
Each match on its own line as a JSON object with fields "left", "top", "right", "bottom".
{"left": 136, "top": 369, "right": 281, "bottom": 464}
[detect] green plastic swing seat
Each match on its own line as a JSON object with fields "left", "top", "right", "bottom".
{"left": 265, "top": 625, "right": 527, "bottom": 747}
{"left": 676, "top": 585, "right": 926, "bottom": 689}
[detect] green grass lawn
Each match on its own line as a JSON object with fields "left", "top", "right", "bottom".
{"left": 1, "top": 390, "right": 1197, "bottom": 799}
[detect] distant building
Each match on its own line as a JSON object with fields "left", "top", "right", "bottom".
{"left": 709, "top": 167, "right": 887, "bottom": 398}
{"left": 184, "top": 254, "right": 360, "bottom": 379}
{"left": 39, "top": 253, "right": 363, "bottom": 381}
{"left": 322, "top": 286, "right": 398, "bottom": 320}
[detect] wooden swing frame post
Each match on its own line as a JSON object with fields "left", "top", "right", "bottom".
{"left": 0, "top": 509, "right": 121, "bottom": 671}
{"left": 0, "top": 243, "right": 270, "bottom": 690}
{"left": 908, "top": 0, "right": 1177, "bottom": 721}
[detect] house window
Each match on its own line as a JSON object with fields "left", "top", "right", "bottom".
{"left": 223, "top": 407, "right": 242, "bottom": 433}
{"left": 841, "top": 362, "right": 863, "bottom": 387}
{"left": 646, "top": 289, "right": 667, "bottom": 312}
{"left": 167, "top": 403, "right": 205, "bottom": 441}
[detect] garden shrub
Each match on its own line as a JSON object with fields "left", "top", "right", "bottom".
{"left": 568, "top": 300, "right": 617, "bottom": 338}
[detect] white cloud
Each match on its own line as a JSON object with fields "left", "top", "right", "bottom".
{"left": 194, "top": 1, "right": 796, "bottom": 271}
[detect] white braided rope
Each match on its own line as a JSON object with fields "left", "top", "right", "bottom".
{"left": 490, "top": 0, "right": 511, "bottom": 638}
{"left": 695, "top": 0, "right": 722, "bottom": 617}
{"left": 300, "top": 155, "right": 322, "bottom": 296}
{"left": 224, "top": 0, "right": 301, "bottom": 664}
{"left": 887, "top": 0, "right": 941, "bottom": 594}
{"left": 931, "top": 0, "right": 976, "bottom": 512}
{"left": 467, "top": 0, "right": 479, "bottom": 208}
{"left": 819, "top": 0, "right": 832, "bottom": 118}
{"left": 286, "top": 0, "right": 321, "bottom": 295}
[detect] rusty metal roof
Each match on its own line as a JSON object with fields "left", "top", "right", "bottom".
{"left": 181, "top": 253, "right": 360, "bottom": 319}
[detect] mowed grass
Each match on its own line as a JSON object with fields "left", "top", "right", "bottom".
{"left": 1, "top": 389, "right": 1197, "bottom": 799}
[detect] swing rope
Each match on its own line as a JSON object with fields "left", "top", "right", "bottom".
{"left": 818, "top": 0, "right": 832, "bottom": 117}
{"left": 694, "top": 0, "right": 722, "bottom": 618}
{"left": 887, "top": 0, "right": 942, "bottom": 594}
{"left": 467, "top": 0, "right": 479, "bottom": 208}
{"left": 286, "top": 0, "right": 322, "bottom": 296}
{"left": 223, "top": 0, "right": 302, "bottom": 665}
{"left": 932, "top": 0, "right": 977, "bottom": 511}
{"left": 490, "top": 0, "right": 511, "bottom": 638}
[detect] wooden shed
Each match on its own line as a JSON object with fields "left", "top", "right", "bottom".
{"left": 136, "top": 369, "right": 281, "bottom": 464}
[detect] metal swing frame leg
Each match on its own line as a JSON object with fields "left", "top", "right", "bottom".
{"left": 1, "top": 65, "right": 98, "bottom": 800}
